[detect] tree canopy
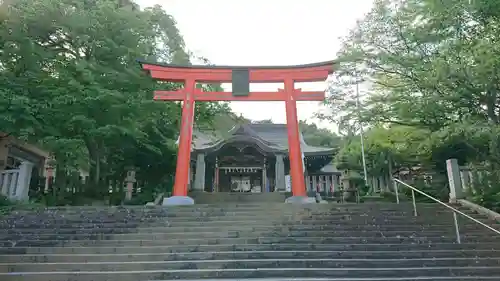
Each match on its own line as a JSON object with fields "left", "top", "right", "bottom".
{"left": 322, "top": 0, "right": 500, "bottom": 204}
{"left": 0, "top": 0, "right": 229, "bottom": 203}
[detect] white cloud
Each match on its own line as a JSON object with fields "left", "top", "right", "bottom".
{"left": 137, "top": 0, "right": 374, "bottom": 131}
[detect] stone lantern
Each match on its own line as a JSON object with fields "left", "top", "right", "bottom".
{"left": 124, "top": 166, "right": 136, "bottom": 201}
{"left": 340, "top": 169, "right": 359, "bottom": 202}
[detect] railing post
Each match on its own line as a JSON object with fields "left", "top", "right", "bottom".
{"left": 394, "top": 180, "right": 400, "bottom": 204}
{"left": 411, "top": 189, "right": 417, "bottom": 216}
{"left": 453, "top": 212, "right": 461, "bottom": 244}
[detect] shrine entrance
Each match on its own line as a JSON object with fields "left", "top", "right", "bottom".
{"left": 221, "top": 168, "right": 262, "bottom": 193}
{"left": 139, "top": 60, "right": 335, "bottom": 204}
{"left": 215, "top": 143, "right": 265, "bottom": 193}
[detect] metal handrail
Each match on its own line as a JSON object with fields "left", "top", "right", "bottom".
{"left": 393, "top": 178, "right": 500, "bottom": 243}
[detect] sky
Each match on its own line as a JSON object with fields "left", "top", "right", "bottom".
{"left": 136, "top": 0, "right": 374, "bottom": 130}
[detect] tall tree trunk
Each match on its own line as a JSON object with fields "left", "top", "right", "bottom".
{"left": 84, "top": 137, "right": 103, "bottom": 197}
{"left": 486, "top": 89, "right": 499, "bottom": 124}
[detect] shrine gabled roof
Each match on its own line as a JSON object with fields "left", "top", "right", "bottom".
{"left": 192, "top": 123, "right": 336, "bottom": 156}
{"left": 246, "top": 123, "right": 336, "bottom": 155}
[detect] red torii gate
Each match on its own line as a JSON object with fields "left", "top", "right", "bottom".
{"left": 139, "top": 60, "right": 334, "bottom": 204}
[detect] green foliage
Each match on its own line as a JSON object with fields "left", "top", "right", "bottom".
{"left": 335, "top": 125, "right": 427, "bottom": 175}
{"left": 0, "top": 0, "right": 228, "bottom": 205}
{"left": 0, "top": 195, "right": 46, "bottom": 216}
{"left": 0, "top": 195, "right": 12, "bottom": 207}
{"left": 322, "top": 0, "right": 500, "bottom": 204}
{"left": 466, "top": 164, "right": 500, "bottom": 212}
{"left": 299, "top": 120, "right": 341, "bottom": 148}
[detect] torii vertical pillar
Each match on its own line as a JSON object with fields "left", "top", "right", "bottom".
{"left": 283, "top": 78, "right": 308, "bottom": 202}
{"left": 139, "top": 60, "right": 335, "bottom": 205}
{"left": 168, "top": 79, "right": 196, "bottom": 205}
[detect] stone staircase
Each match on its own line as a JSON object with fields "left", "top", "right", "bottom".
{"left": 188, "top": 192, "right": 287, "bottom": 204}
{"left": 0, "top": 202, "right": 500, "bottom": 280}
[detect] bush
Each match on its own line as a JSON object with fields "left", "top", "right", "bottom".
{"left": 0, "top": 195, "right": 13, "bottom": 207}
{"left": 468, "top": 168, "right": 500, "bottom": 212}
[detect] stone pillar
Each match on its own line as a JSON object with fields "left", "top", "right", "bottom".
{"left": 312, "top": 176, "right": 317, "bottom": 193}
{"left": 341, "top": 170, "right": 351, "bottom": 200}
{"left": 369, "top": 177, "right": 376, "bottom": 193}
{"left": 214, "top": 157, "right": 219, "bottom": 192}
{"left": 1, "top": 171, "right": 14, "bottom": 198}
{"left": 16, "top": 161, "right": 33, "bottom": 202}
{"left": 194, "top": 153, "right": 206, "bottom": 191}
{"left": 388, "top": 156, "right": 394, "bottom": 192}
{"left": 325, "top": 176, "right": 331, "bottom": 196}
{"left": 262, "top": 159, "right": 267, "bottom": 192}
{"left": 124, "top": 167, "right": 136, "bottom": 201}
{"left": 275, "top": 154, "right": 285, "bottom": 191}
{"left": 446, "top": 158, "right": 464, "bottom": 202}
{"left": 330, "top": 175, "right": 335, "bottom": 193}
{"left": 187, "top": 165, "right": 192, "bottom": 191}
{"left": 380, "top": 176, "right": 387, "bottom": 193}
{"left": 460, "top": 168, "right": 471, "bottom": 192}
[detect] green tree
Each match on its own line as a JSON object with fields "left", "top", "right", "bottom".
{"left": 322, "top": 0, "right": 500, "bottom": 202}
{"left": 299, "top": 120, "right": 341, "bottom": 148}
{"left": 0, "top": 0, "right": 227, "bottom": 203}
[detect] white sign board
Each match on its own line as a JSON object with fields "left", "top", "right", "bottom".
{"left": 285, "top": 175, "right": 291, "bottom": 192}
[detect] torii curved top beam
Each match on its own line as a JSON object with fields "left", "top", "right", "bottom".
{"left": 137, "top": 59, "right": 337, "bottom": 70}
{"left": 137, "top": 59, "right": 336, "bottom": 83}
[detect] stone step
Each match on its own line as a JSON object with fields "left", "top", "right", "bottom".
{"left": 2, "top": 266, "right": 500, "bottom": 280}
{"left": 1, "top": 235, "right": 495, "bottom": 248}
{"left": 0, "top": 224, "right": 492, "bottom": 235}
{"left": 0, "top": 212, "right": 492, "bottom": 223}
{"left": 3, "top": 202, "right": 446, "bottom": 210}
{"left": 3, "top": 257, "right": 500, "bottom": 273}
{"left": 1, "top": 221, "right": 496, "bottom": 232}
{"left": 3, "top": 249, "right": 500, "bottom": 263}
{"left": 3, "top": 206, "right": 463, "bottom": 218}
{"left": 2, "top": 218, "right": 495, "bottom": 231}
{"left": 6, "top": 202, "right": 442, "bottom": 208}
{"left": 139, "top": 276, "right": 499, "bottom": 281}
{"left": 0, "top": 209, "right": 478, "bottom": 220}
{"left": 1, "top": 210, "right": 469, "bottom": 221}
{"left": 3, "top": 211, "right": 481, "bottom": 222}
{"left": 188, "top": 192, "right": 287, "bottom": 203}
{"left": 1, "top": 207, "right": 468, "bottom": 217}
{"left": 1, "top": 203, "right": 456, "bottom": 211}
{"left": 0, "top": 229, "right": 492, "bottom": 241}
{"left": 2, "top": 242, "right": 495, "bottom": 255}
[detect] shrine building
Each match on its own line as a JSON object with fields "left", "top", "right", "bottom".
{"left": 189, "top": 123, "right": 341, "bottom": 194}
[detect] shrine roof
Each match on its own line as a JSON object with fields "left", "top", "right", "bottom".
{"left": 192, "top": 123, "right": 336, "bottom": 156}
{"left": 137, "top": 59, "right": 336, "bottom": 72}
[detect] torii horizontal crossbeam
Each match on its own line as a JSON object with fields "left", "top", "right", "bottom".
{"left": 154, "top": 89, "right": 325, "bottom": 101}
